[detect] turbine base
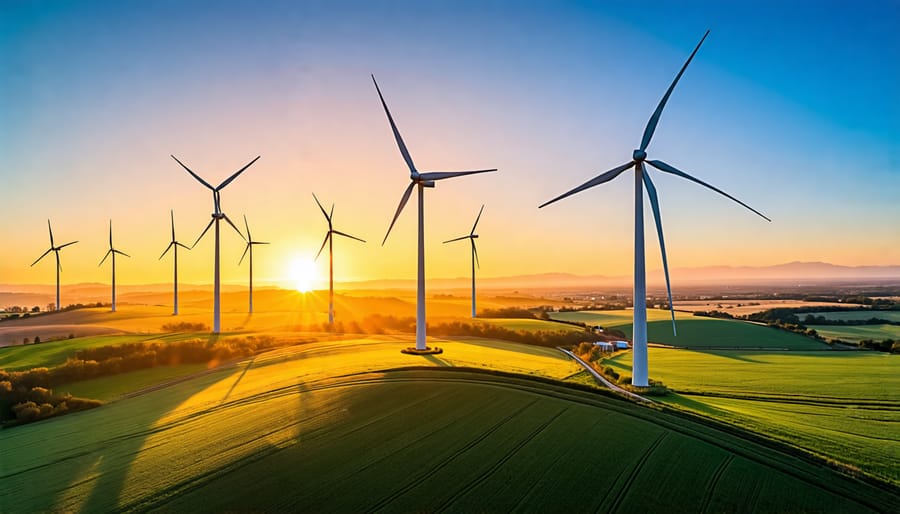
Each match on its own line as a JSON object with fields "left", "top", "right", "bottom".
{"left": 401, "top": 346, "right": 443, "bottom": 355}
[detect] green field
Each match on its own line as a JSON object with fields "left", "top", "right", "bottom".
{"left": 809, "top": 324, "right": 900, "bottom": 343}
{"left": 0, "top": 340, "right": 895, "bottom": 512}
{"left": 551, "top": 310, "right": 827, "bottom": 349}
{"left": 608, "top": 349, "right": 900, "bottom": 484}
{"left": 0, "top": 333, "right": 211, "bottom": 371}
{"left": 808, "top": 311, "right": 900, "bottom": 322}
{"left": 475, "top": 317, "right": 584, "bottom": 333}
{"left": 57, "top": 364, "right": 209, "bottom": 401}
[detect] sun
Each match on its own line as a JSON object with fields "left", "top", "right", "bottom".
{"left": 289, "top": 258, "right": 318, "bottom": 293}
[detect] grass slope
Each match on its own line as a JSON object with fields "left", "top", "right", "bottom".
{"left": 551, "top": 310, "right": 827, "bottom": 349}
{"left": 608, "top": 349, "right": 900, "bottom": 484}
{"left": 1, "top": 339, "right": 896, "bottom": 512}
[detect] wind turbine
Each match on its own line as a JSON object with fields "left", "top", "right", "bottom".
{"left": 443, "top": 205, "right": 484, "bottom": 319}
{"left": 239, "top": 215, "right": 269, "bottom": 314}
{"left": 312, "top": 193, "right": 366, "bottom": 325}
{"left": 539, "top": 31, "right": 770, "bottom": 387}
{"left": 159, "top": 210, "right": 191, "bottom": 315}
{"left": 172, "top": 154, "right": 259, "bottom": 333}
{"left": 374, "top": 75, "right": 497, "bottom": 352}
{"left": 99, "top": 220, "right": 130, "bottom": 312}
{"left": 31, "top": 220, "right": 77, "bottom": 312}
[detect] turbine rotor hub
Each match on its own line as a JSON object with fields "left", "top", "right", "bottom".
{"left": 632, "top": 149, "right": 647, "bottom": 161}
{"left": 212, "top": 213, "right": 225, "bottom": 219}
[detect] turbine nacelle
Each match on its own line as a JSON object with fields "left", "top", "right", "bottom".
{"left": 633, "top": 149, "right": 647, "bottom": 161}
{"left": 212, "top": 213, "right": 225, "bottom": 219}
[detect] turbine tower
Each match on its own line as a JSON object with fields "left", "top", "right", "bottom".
{"left": 443, "top": 205, "right": 484, "bottom": 319}
{"left": 99, "top": 220, "right": 130, "bottom": 312}
{"left": 313, "top": 193, "right": 366, "bottom": 325}
{"left": 172, "top": 154, "right": 259, "bottom": 333}
{"left": 374, "top": 75, "right": 497, "bottom": 352}
{"left": 239, "top": 215, "right": 269, "bottom": 314}
{"left": 31, "top": 220, "right": 77, "bottom": 312}
{"left": 539, "top": 31, "right": 770, "bottom": 387}
{"left": 159, "top": 210, "right": 191, "bottom": 315}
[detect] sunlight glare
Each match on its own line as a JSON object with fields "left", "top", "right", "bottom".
{"left": 289, "top": 258, "right": 318, "bottom": 293}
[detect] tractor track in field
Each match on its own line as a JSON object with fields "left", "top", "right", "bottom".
{"left": 364, "top": 399, "right": 540, "bottom": 514}
{"left": 603, "top": 431, "right": 669, "bottom": 514}
{"left": 432, "top": 407, "right": 567, "bottom": 513}
{"left": 700, "top": 455, "right": 735, "bottom": 514}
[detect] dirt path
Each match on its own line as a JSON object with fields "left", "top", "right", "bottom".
{"left": 557, "top": 347, "right": 652, "bottom": 403}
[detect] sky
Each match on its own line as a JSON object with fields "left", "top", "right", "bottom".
{"left": 1, "top": 0, "right": 898, "bottom": 290}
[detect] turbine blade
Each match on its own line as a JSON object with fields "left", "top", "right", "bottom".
{"left": 472, "top": 239, "right": 480, "bottom": 269}
{"left": 108, "top": 220, "right": 113, "bottom": 248}
{"left": 329, "top": 204, "right": 334, "bottom": 220}
{"left": 315, "top": 232, "right": 330, "bottom": 261}
{"left": 372, "top": 75, "right": 417, "bottom": 173}
{"left": 31, "top": 248, "right": 52, "bottom": 267}
{"left": 217, "top": 156, "right": 260, "bottom": 190}
{"left": 332, "top": 230, "right": 366, "bottom": 243}
{"left": 442, "top": 235, "right": 470, "bottom": 244}
{"left": 382, "top": 182, "right": 415, "bottom": 245}
{"left": 47, "top": 219, "right": 55, "bottom": 247}
{"left": 160, "top": 241, "right": 175, "bottom": 260}
{"left": 192, "top": 219, "right": 215, "bottom": 248}
{"left": 56, "top": 252, "right": 62, "bottom": 273}
{"left": 647, "top": 160, "right": 771, "bottom": 221}
{"left": 239, "top": 243, "right": 250, "bottom": 265}
{"left": 57, "top": 241, "right": 78, "bottom": 249}
{"left": 642, "top": 166, "right": 677, "bottom": 336}
{"left": 176, "top": 242, "right": 192, "bottom": 250}
{"left": 170, "top": 210, "right": 176, "bottom": 241}
{"left": 171, "top": 155, "right": 215, "bottom": 191}
{"left": 539, "top": 161, "right": 633, "bottom": 208}
{"left": 114, "top": 250, "right": 130, "bottom": 258}
{"left": 471, "top": 204, "right": 484, "bottom": 234}
{"left": 243, "top": 214, "right": 252, "bottom": 242}
{"left": 418, "top": 169, "right": 496, "bottom": 181}
{"left": 312, "top": 192, "right": 330, "bottom": 221}
{"left": 99, "top": 249, "right": 112, "bottom": 266}
{"left": 252, "top": 241, "right": 270, "bottom": 245}
{"left": 223, "top": 214, "right": 246, "bottom": 241}
{"left": 640, "top": 30, "right": 709, "bottom": 152}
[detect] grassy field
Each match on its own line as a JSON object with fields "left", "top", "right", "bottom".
{"left": 807, "top": 310, "right": 900, "bottom": 322}
{"left": 607, "top": 349, "right": 900, "bottom": 484}
{"left": 475, "top": 317, "right": 585, "bottom": 333}
{"left": 809, "top": 324, "right": 900, "bottom": 343}
{"left": 550, "top": 310, "right": 827, "bottom": 349}
{"left": 0, "top": 338, "right": 894, "bottom": 512}
{"left": 57, "top": 364, "right": 209, "bottom": 401}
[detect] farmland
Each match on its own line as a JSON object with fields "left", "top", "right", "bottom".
{"left": 550, "top": 309, "right": 827, "bottom": 349}
{"left": 1, "top": 338, "right": 895, "bottom": 512}
{"left": 475, "top": 317, "right": 584, "bottom": 333}
{"left": 607, "top": 349, "right": 900, "bottom": 484}
{"left": 805, "top": 310, "right": 900, "bottom": 322}
{"left": 809, "top": 324, "right": 900, "bottom": 343}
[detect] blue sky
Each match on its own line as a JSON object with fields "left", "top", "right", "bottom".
{"left": 1, "top": 0, "right": 898, "bottom": 286}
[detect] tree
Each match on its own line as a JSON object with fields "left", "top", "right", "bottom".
{"left": 46, "top": 303, "right": 55, "bottom": 312}
{"left": 31, "top": 306, "right": 40, "bottom": 313}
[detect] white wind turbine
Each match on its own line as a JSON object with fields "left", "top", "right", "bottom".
{"left": 443, "top": 205, "right": 484, "bottom": 319}
{"left": 312, "top": 193, "right": 365, "bottom": 325}
{"left": 31, "top": 220, "right": 78, "bottom": 312}
{"left": 539, "top": 31, "right": 770, "bottom": 387}
{"left": 172, "top": 154, "right": 259, "bottom": 333}
{"left": 374, "top": 75, "right": 497, "bottom": 352}
{"left": 159, "top": 210, "right": 191, "bottom": 315}
{"left": 239, "top": 215, "right": 269, "bottom": 314}
{"left": 98, "top": 220, "right": 130, "bottom": 312}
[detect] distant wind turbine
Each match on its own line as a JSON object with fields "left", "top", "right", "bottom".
{"left": 99, "top": 220, "right": 130, "bottom": 312}
{"left": 239, "top": 215, "right": 269, "bottom": 314}
{"left": 31, "top": 220, "right": 77, "bottom": 312}
{"left": 313, "top": 193, "right": 366, "bottom": 325}
{"left": 443, "top": 205, "right": 484, "bottom": 319}
{"left": 539, "top": 31, "right": 770, "bottom": 387}
{"left": 159, "top": 210, "right": 191, "bottom": 315}
{"left": 172, "top": 154, "right": 259, "bottom": 333}
{"left": 374, "top": 75, "right": 497, "bottom": 352}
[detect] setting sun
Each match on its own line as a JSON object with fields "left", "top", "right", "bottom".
{"left": 289, "top": 258, "right": 318, "bottom": 293}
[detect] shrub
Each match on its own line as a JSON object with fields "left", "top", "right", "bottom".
{"left": 161, "top": 321, "right": 209, "bottom": 333}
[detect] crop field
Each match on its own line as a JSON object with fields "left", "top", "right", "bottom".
{"left": 57, "top": 364, "right": 209, "bottom": 401}
{"left": 475, "top": 318, "right": 584, "bottom": 333}
{"left": 675, "top": 300, "right": 858, "bottom": 317}
{"left": 550, "top": 310, "right": 826, "bottom": 349}
{"left": 1, "top": 340, "right": 895, "bottom": 512}
{"left": 805, "top": 310, "right": 900, "bottom": 322}
{"left": 808, "top": 324, "right": 900, "bottom": 343}
{"left": 607, "top": 349, "right": 900, "bottom": 484}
